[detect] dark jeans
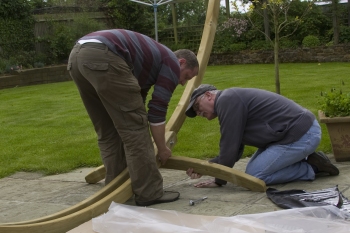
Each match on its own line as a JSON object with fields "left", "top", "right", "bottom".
{"left": 246, "top": 120, "right": 321, "bottom": 185}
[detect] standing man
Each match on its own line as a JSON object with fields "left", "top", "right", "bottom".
{"left": 67, "top": 29, "right": 199, "bottom": 206}
{"left": 185, "top": 84, "right": 339, "bottom": 188}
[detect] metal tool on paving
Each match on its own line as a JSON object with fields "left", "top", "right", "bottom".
{"left": 189, "top": 196, "right": 208, "bottom": 206}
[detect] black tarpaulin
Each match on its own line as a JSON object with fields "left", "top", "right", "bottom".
{"left": 266, "top": 185, "right": 350, "bottom": 218}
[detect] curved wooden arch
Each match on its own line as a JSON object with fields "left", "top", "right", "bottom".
{"left": 0, "top": 1, "right": 266, "bottom": 232}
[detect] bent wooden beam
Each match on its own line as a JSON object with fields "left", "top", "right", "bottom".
{"left": 162, "top": 157, "right": 266, "bottom": 192}
{"left": 165, "top": 0, "right": 220, "bottom": 134}
{"left": 3, "top": 168, "right": 129, "bottom": 226}
{"left": 0, "top": 180, "right": 134, "bottom": 233}
{"left": 85, "top": 165, "right": 106, "bottom": 184}
{"left": 0, "top": 156, "right": 265, "bottom": 233}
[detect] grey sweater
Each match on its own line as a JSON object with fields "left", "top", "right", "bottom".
{"left": 210, "top": 88, "right": 315, "bottom": 185}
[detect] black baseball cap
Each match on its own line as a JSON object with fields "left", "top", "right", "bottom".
{"left": 185, "top": 84, "right": 217, "bottom": 118}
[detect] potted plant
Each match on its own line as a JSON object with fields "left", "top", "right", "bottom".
{"left": 318, "top": 81, "right": 350, "bottom": 162}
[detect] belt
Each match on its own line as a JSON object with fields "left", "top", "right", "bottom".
{"left": 79, "top": 42, "right": 107, "bottom": 50}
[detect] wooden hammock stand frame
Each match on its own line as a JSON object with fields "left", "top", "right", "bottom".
{"left": 0, "top": 1, "right": 266, "bottom": 232}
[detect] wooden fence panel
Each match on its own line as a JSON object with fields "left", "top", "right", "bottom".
{"left": 33, "top": 12, "right": 108, "bottom": 54}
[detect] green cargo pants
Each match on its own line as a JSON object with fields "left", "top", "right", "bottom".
{"left": 67, "top": 42, "right": 163, "bottom": 202}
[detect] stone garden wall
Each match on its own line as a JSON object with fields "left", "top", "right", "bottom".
{"left": 0, "top": 44, "right": 349, "bottom": 90}
{"left": 208, "top": 44, "right": 350, "bottom": 65}
{"left": 0, "top": 65, "right": 70, "bottom": 90}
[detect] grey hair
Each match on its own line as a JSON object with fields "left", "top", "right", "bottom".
{"left": 174, "top": 49, "right": 199, "bottom": 69}
{"left": 209, "top": 90, "right": 219, "bottom": 94}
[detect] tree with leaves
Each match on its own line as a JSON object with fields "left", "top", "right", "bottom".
{"left": 233, "top": 0, "right": 316, "bottom": 94}
{"left": 0, "top": 0, "right": 35, "bottom": 58}
{"left": 243, "top": 0, "right": 271, "bottom": 41}
{"left": 0, "top": 0, "right": 32, "bottom": 20}
{"left": 103, "top": 0, "right": 154, "bottom": 35}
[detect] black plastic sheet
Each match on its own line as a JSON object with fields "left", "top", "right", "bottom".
{"left": 267, "top": 185, "right": 350, "bottom": 218}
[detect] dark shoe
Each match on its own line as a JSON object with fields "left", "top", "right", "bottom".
{"left": 317, "top": 151, "right": 333, "bottom": 163}
{"left": 307, "top": 151, "right": 339, "bottom": 176}
{"left": 135, "top": 191, "right": 180, "bottom": 206}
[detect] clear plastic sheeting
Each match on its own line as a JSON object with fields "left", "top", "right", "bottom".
{"left": 92, "top": 202, "right": 350, "bottom": 233}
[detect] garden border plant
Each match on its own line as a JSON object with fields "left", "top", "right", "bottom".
{"left": 318, "top": 81, "right": 350, "bottom": 162}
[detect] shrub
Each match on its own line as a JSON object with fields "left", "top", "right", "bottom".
{"left": 47, "top": 22, "right": 75, "bottom": 63}
{"left": 320, "top": 81, "right": 350, "bottom": 117}
{"left": 339, "top": 26, "right": 350, "bottom": 44}
{"left": 212, "top": 35, "right": 235, "bottom": 53}
{"left": 249, "top": 40, "right": 272, "bottom": 50}
{"left": 228, "top": 43, "right": 247, "bottom": 52}
{"left": 70, "top": 14, "right": 107, "bottom": 40}
{"left": 34, "top": 62, "right": 45, "bottom": 68}
{"left": 0, "top": 56, "right": 24, "bottom": 74}
{"left": 0, "top": 59, "right": 11, "bottom": 74}
{"left": 0, "top": 0, "right": 32, "bottom": 20}
{"left": 219, "top": 17, "right": 249, "bottom": 39}
{"left": 302, "top": 35, "right": 320, "bottom": 47}
{"left": 326, "top": 41, "right": 334, "bottom": 46}
{"left": 10, "top": 51, "right": 36, "bottom": 68}
{"left": 0, "top": 0, "right": 35, "bottom": 60}
{"left": 0, "top": 19, "right": 35, "bottom": 60}
{"left": 33, "top": 52, "right": 49, "bottom": 66}
{"left": 42, "top": 13, "right": 108, "bottom": 64}
{"left": 213, "top": 16, "right": 250, "bottom": 53}
{"left": 5, "top": 64, "right": 22, "bottom": 73}
{"left": 279, "top": 39, "right": 299, "bottom": 49}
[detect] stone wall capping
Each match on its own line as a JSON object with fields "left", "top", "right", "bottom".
{"left": 208, "top": 44, "right": 350, "bottom": 65}
{"left": 0, "top": 64, "right": 71, "bottom": 90}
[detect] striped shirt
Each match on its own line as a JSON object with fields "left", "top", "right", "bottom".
{"left": 79, "top": 29, "right": 180, "bottom": 124}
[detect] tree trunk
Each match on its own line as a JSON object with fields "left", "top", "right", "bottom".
{"left": 274, "top": 39, "right": 280, "bottom": 94}
{"left": 171, "top": 3, "right": 178, "bottom": 44}
{"left": 263, "top": 0, "right": 270, "bottom": 41}
{"left": 225, "top": 0, "right": 230, "bottom": 18}
{"left": 348, "top": 0, "right": 350, "bottom": 27}
{"left": 273, "top": 13, "right": 280, "bottom": 94}
{"left": 332, "top": 0, "right": 339, "bottom": 44}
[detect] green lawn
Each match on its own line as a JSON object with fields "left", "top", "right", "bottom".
{"left": 1, "top": 62, "right": 349, "bottom": 178}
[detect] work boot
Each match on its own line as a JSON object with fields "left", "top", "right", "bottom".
{"left": 307, "top": 151, "right": 339, "bottom": 176}
{"left": 135, "top": 191, "right": 180, "bottom": 206}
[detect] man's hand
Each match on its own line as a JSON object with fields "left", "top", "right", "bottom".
{"left": 186, "top": 169, "right": 221, "bottom": 188}
{"left": 186, "top": 168, "right": 202, "bottom": 179}
{"left": 150, "top": 123, "right": 171, "bottom": 165}
{"left": 157, "top": 147, "right": 172, "bottom": 165}
{"left": 193, "top": 179, "right": 220, "bottom": 188}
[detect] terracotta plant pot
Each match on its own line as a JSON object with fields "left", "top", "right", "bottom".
{"left": 318, "top": 110, "right": 350, "bottom": 162}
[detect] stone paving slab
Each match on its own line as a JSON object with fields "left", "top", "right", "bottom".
{"left": 0, "top": 169, "right": 104, "bottom": 223}
{"left": 0, "top": 155, "right": 349, "bottom": 232}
